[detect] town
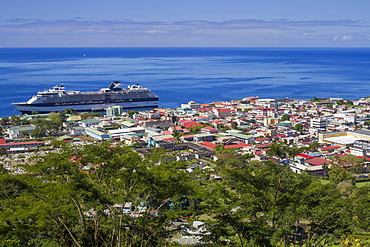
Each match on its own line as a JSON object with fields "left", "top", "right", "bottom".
{"left": 2, "top": 96, "right": 370, "bottom": 177}
{"left": 2, "top": 96, "right": 370, "bottom": 246}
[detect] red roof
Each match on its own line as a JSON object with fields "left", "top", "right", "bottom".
{"left": 199, "top": 141, "right": 217, "bottom": 150}
{"left": 217, "top": 108, "right": 232, "bottom": 112}
{"left": 321, "top": 146, "right": 341, "bottom": 150}
{"left": 255, "top": 143, "right": 273, "bottom": 148}
{"left": 182, "top": 121, "right": 202, "bottom": 128}
{"left": 198, "top": 107, "right": 212, "bottom": 112}
{"left": 255, "top": 137, "right": 270, "bottom": 142}
{"left": 357, "top": 156, "right": 370, "bottom": 161}
{"left": 306, "top": 157, "right": 331, "bottom": 166}
{"left": 182, "top": 134, "right": 195, "bottom": 138}
{"left": 0, "top": 141, "right": 43, "bottom": 146}
{"left": 225, "top": 143, "right": 251, "bottom": 149}
{"left": 163, "top": 138, "right": 175, "bottom": 142}
{"left": 298, "top": 153, "right": 314, "bottom": 159}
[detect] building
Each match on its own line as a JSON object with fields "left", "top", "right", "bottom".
{"left": 0, "top": 139, "right": 43, "bottom": 152}
{"left": 214, "top": 108, "right": 233, "bottom": 118}
{"left": 351, "top": 140, "right": 370, "bottom": 157}
{"left": 79, "top": 118, "right": 101, "bottom": 128}
{"left": 194, "top": 133, "right": 216, "bottom": 142}
{"left": 319, "top": 130, "right": 370, "bottom": 147}
{"left": 310, "top": 117, "right": 328, "bottom": 132}
{"left": 84, "top": 127, "right": 110, "bottom": 141}
{"left": 106, "top": 105, "right": 123, "bottom": 117}
{"left": 7, "top": 126, "right": 36, "bottom": 139}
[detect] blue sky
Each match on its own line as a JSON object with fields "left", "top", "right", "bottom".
{"left": 1, "top": 0, "right": 370, "bottom": 47}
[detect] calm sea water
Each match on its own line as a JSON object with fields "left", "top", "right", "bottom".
{"left": 1, "top": 47, "right": 370, "bottom": 117}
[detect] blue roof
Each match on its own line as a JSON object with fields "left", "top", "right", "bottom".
{"left": 308, "top": 152, "right": 321, "bottom": 157}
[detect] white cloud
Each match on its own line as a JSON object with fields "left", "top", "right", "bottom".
{"left": 334, "top": 35, "right": 355, "bottom": 41}
{"left": 0, "top": 18, "right": 368, "bottom": 47}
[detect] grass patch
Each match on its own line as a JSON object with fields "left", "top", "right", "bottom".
{"left": 319, "top": 179, "right": 330, "bottom": 185}
{"left": 356, "top": 181, "right": 370, "bottom": 188}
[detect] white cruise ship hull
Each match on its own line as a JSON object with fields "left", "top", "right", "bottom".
{"left": 11, "top": 81, "right": 159, "bottom": 114}
{"left": 12, "top": 101, "right": 159, "bottom": 114}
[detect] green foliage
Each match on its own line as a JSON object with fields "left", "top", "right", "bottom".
{"left": 231, "top": 121, "right": 238, "bottom": 129}
{"left": 79, "top": 112, "right": 102, "bottom": 120}
{"left": 294, "top": 123, "right": 304, "bottom": 133}
{"left": 280, "top": 114, "right": 290, "bottom": 121}
{"left": 9, "top": 115, "right": 30, "bottom": 126}
{"left": 0, "top": 143, "right": 199, "bottom": 246}
{"left": 0, "top": 142, "right": 368, "bottom": 246}
{"left": 329, "top": 165, "right": 355, "bottom": 185}
{"left": 127, "top": 110, "right": 139, "bottom": 118}
{"left": 187, "top": 125, "right": 203, "bottom": 133}
{"left": 310, "top": 97, "right": 324, "bottom": 102}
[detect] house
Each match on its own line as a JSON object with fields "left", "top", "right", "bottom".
{"left": 226, "top": 132, "right": 255, "bottom": 144}
{"left": 200, "top": 126, "right": 218, "bottom": 134}
{"left": 7, "top": 126, "right": 36, "bottom": 139}
{"left": 264, "top": 117, "right": 278, "bottom": 126}
{"left": 181, "top": 121, "right": 202, "bottom": 129}
{"left": 194, "top": 133, "right": 216, "bottom": 142}
{"left": 0, "top": 139, "right": 43, "bottom": 152}
{"left": 305, "top": 157, "right": 331, "bottom": 167}
{"left": 84, "top": 127, "right": 110, "bottom": 141}
{"left": 214, "top": 108, "right": 233, "bottom": 118}
{"left": 199, "top": 141, "right": 217, "bottom": 150}
{"left": 70, "top": 126, "right": 85, "bottom": 136}
{"left": 79, "top": 118, "right": 101, "bottom": 128}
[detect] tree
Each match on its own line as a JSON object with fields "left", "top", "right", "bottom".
{"left": 322, "top": 162, "right": 330, "bottom": 180}
{"left": 267, "top": 142, "right": 288, "bottom": 159}
{"left": 334, "top": 154, "right": 365, "bottom": 174}
{"left": 80, "top": 112, "right": 101, "bottom": 120}
{"left": 337, "top": 99, "right": 345, "bottom": 105}
{"left": 311, "top": 97, "right": 322, "bottom": 102}
{"left": 20, "top": 131, "right": 30, "bottom": 138}
{"left": 0, "top": 142, "right": 198, "bottom": 246}
{"left": 214, "top": 144, "right": 225, "bottom": 155}
{"left": 127, "top": 110, "right": 139, "bottom": 118}
{"left": 187, "top": 125, "right": 203, "bottom": 133}
{"left": 364, "top": 120, "right": 370, "bottom": 129}
{"left": 203, "top": 160, "right": 355, "bottom": 246}
{"left": 172, "top": 130, "right": 182, "bottom": 144}
{"left": 329, "top": 165, "right": 354, "bottom": 185}
{"left": 280, "top": 114, "right": 290, "bottom": 121}
{"left": 294, "top": 123, "right": 304, "bottom": 134}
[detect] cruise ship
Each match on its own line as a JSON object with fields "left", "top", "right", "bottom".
{"left": 11, "top": 81, "right": 159, "bottom": 114}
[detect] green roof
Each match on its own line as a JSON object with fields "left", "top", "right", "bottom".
{"left": 196, "top": 133, "right": 214, "bottom": 137}
{"left": 128, "top": 132, "right": 148, "bottom": 137}
{"left": 9, "top": 126, "right": 35, "bottom": 131}
{"left": 227, "top": 133, "right": 254, "bottom": 139}
{"left": 121, "top": 121, "right": 136, "bottom": 127}
{"left": 85, "top": 127, "right": 109, "bottom": 136}
{"left": 57, "top": 135, "right": 74, "bottom": 141}
{"left": 80, "top": 118, "right": 101, "bottom": 123}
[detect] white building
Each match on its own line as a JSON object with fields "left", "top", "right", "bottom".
{"left": 310, "top": 117, "right": 328, "bottom": 132}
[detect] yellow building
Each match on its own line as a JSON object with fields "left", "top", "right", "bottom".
{"left": 319, "top": 130, "right": 370, "bottom": 147}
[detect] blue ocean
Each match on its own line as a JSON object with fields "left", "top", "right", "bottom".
{"left": 1, "top": 47, "right": 370, "bottom": 117}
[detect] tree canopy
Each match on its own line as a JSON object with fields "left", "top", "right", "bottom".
{"left": 1, "top": 142, "right": 370, "bottom": 246}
